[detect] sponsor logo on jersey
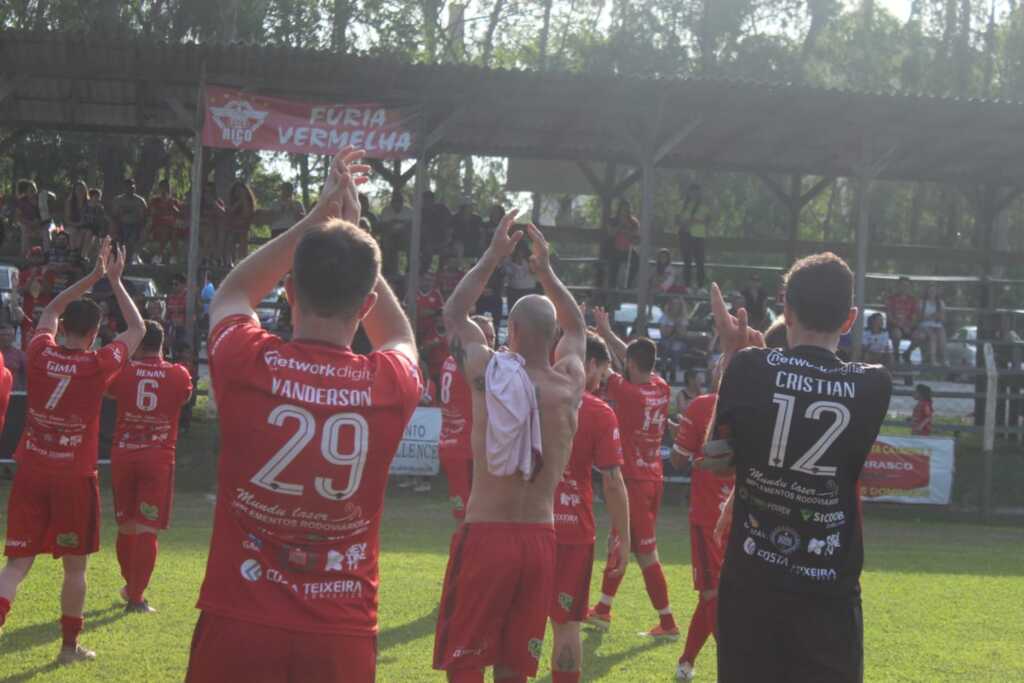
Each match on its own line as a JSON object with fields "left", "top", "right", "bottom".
{"left": 807, "top": 531, "right": 841, "bottom": 557}
{"left": 528, "top": 638, "right": 543, "bottom": 660}
{"left": 56, "top": 532, "right": 79, "bottom": 548}
{"left": 558, "top": 592, "right": 574, "bottom": 612}
{"left": 743, "top": 537, "right": 757, "bottom": 555}
{"left": 243, "top": 533, "right": 264, "bottom": 552}
{"left": 262, "top": 350, "right": 372, "bottom": 381}
{"left": 790, "top": 565, "right": 838, "bottom": 582}
{"left": 801, "top": 509, "right": 846, "bottom": 527}
{"left": 301, "top": 578, "right": 363, "bottom": 599}
{"left": 451, "top": 496, "right": 465, "bottom": 511}
{"left": 240, "top": 559, "right": 263, "bottom": 582}
{"left": 559, "top": 492, "right": 582, "bottom": 507}
{"left": 765, "top": 349, "right": 864, "bottom": 375}
{"left": 769, "top": 526, "right": 801, "bottom": 555}
{"left": 139, "top": 502, "right": 159, "bottom": 521}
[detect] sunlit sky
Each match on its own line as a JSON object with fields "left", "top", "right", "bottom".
{"left": 878, "top": 0, "right": 912, "bottom": 21}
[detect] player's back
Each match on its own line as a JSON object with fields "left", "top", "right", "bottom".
{"left": 109, "top": 358, "right": 193, "bottom": 459}
{"left": 716, "top": 346, "right": 892, "bottom": 595}
{"left": 18, "top": 333, "right": 128, "bottom": 475}
{"left": 199, "top": 316, "right": 420, "bottom": 635}
{"left": 466, "top": 360, "right": 583, "bottom": 525}
{"left": 606, "top": 373, "right": 671, "bottom": 481}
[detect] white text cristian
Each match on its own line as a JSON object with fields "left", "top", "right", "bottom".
{"left": 775, "top": 372, "right": 856, "bottom": 399}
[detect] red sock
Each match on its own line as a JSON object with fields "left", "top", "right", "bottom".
{"left": 60, "top": 615, "right": 83, "bottom": 648}
{"left": 706, "top": 595, "right": 718, "bottom": 640}
{"left": 447, "top": 671, "right": 484, "bottom": 683}
{"left": 0, "top": 597, "right": 10, "bottom": 627}
{"left": 116, "top": 532, "right": 135, "bottom": 584}
{"left": 641, "top": 563, "right": 676, "bottom": 630}
{"left": 494, "top": 674, "right": 526, "bottom": 683}
{"left": 681, "top": 598, "right": 714, "bottom": 664}
{"left": 127, "top": 533, "right": 158, "bottom": 603}
{"left": 553, "top": 672, "right": 581, "bottom": 683}
{"left": 599, "top": 567, "right": 625, "bottom": 605}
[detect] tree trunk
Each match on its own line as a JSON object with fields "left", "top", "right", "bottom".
{"left": 480, "top": 0, "right": 506, "bottom": 66}
{"left": 97, "top": 136, "right": 128, "bottom": 208}
{"left": 299, "top": 155, "right": 311, "bottom": 210}
{"left": 538, "top": 0, "right": 554, "bottom": 70}
{"left": 333, "top": 0, "right": 354, "bottom": 53}
{"left": 909, "top": 184, "right": 923, "bottom": 244}
{"left": 135, "top": 138, "right": 168, "bottom": 199}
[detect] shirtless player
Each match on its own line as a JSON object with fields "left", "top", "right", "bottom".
{"left": 433, "top": 211, "right": 586, "bottom": 683}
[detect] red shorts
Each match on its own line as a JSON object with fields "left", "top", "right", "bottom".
{"left": 4, "top": 468, "right": 100, "bottom": 558}
{"left": 111, "top": 458, "right": 175, "bottom": 529}
{"left": 439, "top": 452, "right": 473, "bottom": 519}
{"left": 690, "top": 524, "right": 724, "bottom": 592}
{"left": 186, "top": 612, "right": 376, "bottom": 683}
{"left": 626, "top": 479, "right": 663, "bottom": 554}
{"left": 550, "top": 543, "right": 594, "bottom": 624}
{"left": 434, "top": 523, "right": 556, "bottom": 677}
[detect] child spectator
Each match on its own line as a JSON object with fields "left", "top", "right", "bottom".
{"left": 911, "top": 384, "right": 933, "bottom": 436}
{"left": 863, "top": 312, "right": 893, "bottom": 366}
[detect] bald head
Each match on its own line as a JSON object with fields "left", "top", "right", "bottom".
{"left": 508, "top": 294, "right": 557, "bottom": 353}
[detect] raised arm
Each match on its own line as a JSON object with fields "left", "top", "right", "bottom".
{"left": 443, "top": 211, "right": 525, "bottom": 382}
{"left": 526, "top": 224, "right": 585, "bottom": 368}
{"left": 36, "top": 237, "right": 111, "bottom": 333}
{"left": 592, "top": 306, "right": 627, "bottom": 367}
{"left": 361, "top": 276, "right": 417, "bottom": 364}
{"left": 105, "top": 244, "right": 146, "bottom": 354}
{"left": 209, "top": 148, "right": 370, "bottom": 331}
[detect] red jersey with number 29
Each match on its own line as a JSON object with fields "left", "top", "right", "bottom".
{"left": 198, "top": 316, "right": 421, "bottom": 636}
{"left": 109, "top": 358, "right": 193, "bottom": 464}
{"left": 606, "top": 373, "right": 670, "bottom": 482}
{"left": 438, "top": 354, "right": 473, "bottom": 460}
{"left": 16, "top": 332, "right": 128, "bottom": 476}
{"left": 555, "top": 393, "right": 623, "bottom": 545}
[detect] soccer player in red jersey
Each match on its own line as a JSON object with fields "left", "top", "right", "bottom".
{"left": 433, "top": 213, "right": 586, "bottom": 683}
{"left": 108, "top": 320, "right": 193, "bottom": 613}
{"left": 184, "top": 149, "right": 420, "bottom": 683}
{"left": 438, "top": 314, "right": 494, "bottom": 526}
{"left": 0, "top": 239, "right": 145, "bottom": 664}
{"left": 672, "top": 383, "right": 734, "bottom": 681}
{"left": 588, "top": 307, "right": 678, "bottom": 639}
{"left": 549, "top": 332, "right": 631, "bottom": 683}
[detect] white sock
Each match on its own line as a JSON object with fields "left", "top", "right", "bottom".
{"left": 599, "top": 595, "right": 614, "bottom": 607}
{"left": 658, "top": 607, "right": 673, "bottom": 615}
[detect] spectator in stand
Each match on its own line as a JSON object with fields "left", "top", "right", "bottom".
{"left": 45, "top": 231, "right": 80, "bottom": 297}
{"left": 658, "top": 296, "right": 690, "bottom": 382}
{"left": 111, "top": 178, "right": 148, "bottom": 264}
{"left": 199, "top": 273, "right": 216, "bottom": 334}
{"left": 415, "top": 268, "right": 445, "bottom": 339}
{"left": 18, "top": 248, "right": 52, "bottom": 350}
{"left": 268, "top": 182, "right": 305, "bottom": 240}
{"left": 678, "top": 183, "right": 711, "bottom": 291}
{"left": 741, "top": 273, "right": 769, "bottom": 331}
{"left": 608, "top": 200, "right": 640, "bottom": 290}
{"left": 918, "top": 285, "right": 947, "bottom": 366}
{"left": 64, "top": 180, "right": 89, "bottom": 255}
{"left": 149, "top": 180, "right": 182, "bottom": 265}
{"left": 358, "top": 193, "right": 377, "bottom": 235}
{"left": 81, "top": 189, "right": 108, "bottom": 261}
{"left": 436, "top": 254, "right": 464, "bottom": 301}
{"left": 199, "top": 182, "right": 226, "bottom": 265}
{"left": 477, "top": 258, "right": 505, "bottom": 331}
{"left": 378, "top": 191, "right": 411, "bottom": 278}
{"left": 675, "top": 369, "right": 703, "bottom": 416}
{"left": 886, "top": 276, "right": 920, "bottom": 364}
{"left": 165, "top": 274, "right": 187, "bottom": 348}
{"left": 225, "top": 181, "right": 255, "bottom": 267}
{"left": 15, "top": 179, "right": 44, "bottom": 254}
{"left": 863, "top": 312, "right": 893, "bottom": 366}
{"left": 421, "top": 191, "right": 452, "bottom": 259}
{"left": 504, "top": 239, "right": 538, "bottom": 310}
{"left": 651, "top": 248, "right": 680, "bottom": 296}
{"left": 451, "top": 202, "right": 481, "bottom": 258}
{"left": 911, "top": 384, "right": 933, "bottom": 435}
{"left": 0, "top": 323, "right": 27, "bottom": 391}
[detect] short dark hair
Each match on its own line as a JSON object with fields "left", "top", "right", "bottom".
{"left": 292, "top": 220, "right": 380, "bottom": 319}
{"left": 62, "top": 298, "right": 102, "bottom": 337}
{"left": 783, "top": 252, "right": 853, "bottom": 333}
{"left": 88, "top": 188, "right": 101, "bottom": 199}
{"left": 915, "top": 383, "right": 932, "bottom": 401}
{"left": 141, "top": 320, "right": 165, "bottom": 352}
{"left": 764, "top": 318, "right": 789, "bottom": 349}
{"left": 586, "top": 332, "right": 610, "bottom": 365}
{"left": 626, "top": 337, "right": 657, "bottom": 373}
{"left": 16, "top": 179, "right": 35, "bottom": 195}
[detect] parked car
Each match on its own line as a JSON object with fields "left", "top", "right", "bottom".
{"left": 256, "top": 287, "right": 287, "bottom": 330}
{"left": 124, "top": 276, "right": 160, "bottom": 301}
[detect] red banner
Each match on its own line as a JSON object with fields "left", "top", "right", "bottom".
{"left": 202, "top": 85, "right": 417, "bottom": 159}
{"left": 859, "top": 436, "right": 954, "bottom": 504}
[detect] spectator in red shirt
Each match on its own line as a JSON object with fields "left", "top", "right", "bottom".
{"left": 436, "top": 254, "right": 465, "bottom": 300}
{"left": 165, "top": 274, "right": 188, "bottom": 348}
{"left": 886, "top": 277, "right": 920, "bottom": 363}
{"left": 149, "top": 180, "right": 182, "bottom": 265}
{"left": 911, "top": 384, "right": 933, "bottom": 435}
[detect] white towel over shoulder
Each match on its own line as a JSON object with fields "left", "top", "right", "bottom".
{"left": 484, "top": 351, "right": 543, "bottom": 481}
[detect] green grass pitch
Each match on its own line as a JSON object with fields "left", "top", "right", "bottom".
{"left": 0, "top": 482, "right": 1022, "bottom": 682}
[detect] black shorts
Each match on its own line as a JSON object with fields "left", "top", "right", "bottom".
{"left": 887, "top": 323, "right": 913, "bottom": 339}
{"left": 717, "top": 580, "right": 863, "bottom": 683}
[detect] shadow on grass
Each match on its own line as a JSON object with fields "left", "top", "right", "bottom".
{"left": 2, "top": 603, "right": 127, "bottom": 682}
{"left": 378, "top": 607, "right": 439, "bottom": 657}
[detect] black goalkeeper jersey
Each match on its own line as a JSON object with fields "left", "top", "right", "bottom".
{"left": 714, "top": 345, "right": 892, "bottom": 596}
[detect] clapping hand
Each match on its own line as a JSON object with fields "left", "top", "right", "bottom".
{"left": 487, "top": 209, "right": 525, "bottom": 259}
{"left": 313, "top": 147, "right": 371, "bottom": 225}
